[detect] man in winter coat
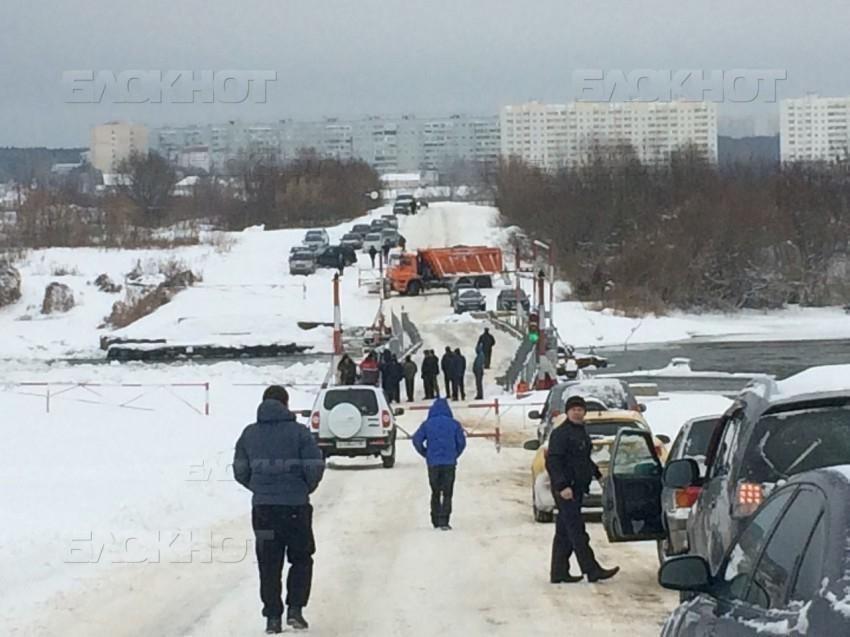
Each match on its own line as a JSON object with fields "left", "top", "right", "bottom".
{"left": 359, "top": 351, "right": 380, "bottom": 386}
{"left": 337, "top": 354, "right": 357, "bottom": 385}
{"left": 451, "top": 348, "right": 467, "bottom": 401}
{"left": 472, "top": 343, "right": 485, "bottom": 400}
{"left": 402, "top": 355, "right": 418, "bottom": 402}
{"left": 440, "top": 346, "right": 455, "bottom": 398}
{"left": 477, "top": 327, "right": 496, "bottom": 369}
{"left": 546, "top": 395, "right": 620, "bottom": 584}
{"left": 368, "top": 245, "right": 377, "bottom": 268}
{"left": 421, "top": 350, "right": 439, "bottom": 399}
{"left": 412, "top": 397, "right": 467, "bottom": 530}
{"left": 233, "top": 385, "right": 325, "bottom": 633}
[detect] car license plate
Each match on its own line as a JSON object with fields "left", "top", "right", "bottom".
{"left": 336, "top": 440, "right": 366, "bottom": 449}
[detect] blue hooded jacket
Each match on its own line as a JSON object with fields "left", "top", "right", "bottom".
{"left": 233, "top": 399, "right": 325, "bottom": 506}
{"left": 412, "top": 398, "right": 467, "bottom": 466}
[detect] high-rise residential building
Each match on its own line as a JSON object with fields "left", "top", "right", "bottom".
{"left": 150, "top": 115, "right": 501, "bottom": 177}
{"left": 501, "top": 100, "right": 718, "bottom": 169}
{"left": 89, "top": 122, "right": 149, "bottom": 174}
{"left": 780, "top": 95, "right": 850, "bottom": 163}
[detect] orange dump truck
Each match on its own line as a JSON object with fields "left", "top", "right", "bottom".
{"left": 384, "top": 245, "right": 504, "bottom": 296}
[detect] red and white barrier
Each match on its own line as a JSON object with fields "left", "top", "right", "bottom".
{"left": 405, "top": 398, "right": 502, "bottom": 452}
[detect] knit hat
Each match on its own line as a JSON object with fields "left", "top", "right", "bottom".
{"left": 565, "top": 395, "right": 587, "bottom": 411}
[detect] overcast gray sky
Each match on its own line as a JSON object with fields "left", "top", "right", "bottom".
{"left": 1, "top": 0, "right": 848, "bottom": 147}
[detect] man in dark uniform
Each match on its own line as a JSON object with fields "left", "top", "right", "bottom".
{"left": 545, "top": 395, "right": 620, "bottom": 584}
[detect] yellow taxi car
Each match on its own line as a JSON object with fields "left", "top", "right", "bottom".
{"left": 523, "top": 409, "right": 670, "bottom": 522}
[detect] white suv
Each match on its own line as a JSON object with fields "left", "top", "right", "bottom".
{"left": 304, "top": 386, "right": 403, "bottom": 468}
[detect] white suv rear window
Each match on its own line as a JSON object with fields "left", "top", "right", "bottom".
{"left": 323, "top": 389, "right": 380, "bottom": 415}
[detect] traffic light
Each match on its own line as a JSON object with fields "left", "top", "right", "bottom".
{"left": 528, "top": 312, "right": 540, "bottom": 343}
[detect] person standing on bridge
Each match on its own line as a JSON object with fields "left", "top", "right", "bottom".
{"left": 477, "top": 327, "right": 496, "bottom": 370}
{"left": 368, "top": 244, "right": 377, "bottom": 268}
{"left": 359, "top": 351, "right": 380, "bottom": 386}
{"left": 402, "top": 355, "right": 418, "bottom": 402}
{"left": 337, "top": 353, "right": 357, "bottom": 385}
{"left": 451, "top": 347, "right": 467, "bottom": 401}
{"left": 412, "top": 397, "right": 467, "bottom": 530}
{"left": 233, "top": 385, "right": 325, "bottom": 633}
{"left": 546, "top": 396, "right": 620, "bottom": 585}
{"left": 440, "top": 346, "right": 455, "bottom": 398}
{"left": 472, "top": 343, "right": 485, "bottom": 400}
{"left": 421, "top": 349, "right": 439, "bottom": 399}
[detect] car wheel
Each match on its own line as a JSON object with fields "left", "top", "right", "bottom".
{"left": 533, "top": 492, "right": 554, "bottom": 523}
{"left": 381, "top": 443, "right": 396, "bottom": 468}
{"left": 407, "top": 280, "right": 421, "bottom": 296}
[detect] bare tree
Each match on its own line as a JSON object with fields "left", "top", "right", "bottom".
{"left": 116, "top": 151, "right": 178, "bottom": 226}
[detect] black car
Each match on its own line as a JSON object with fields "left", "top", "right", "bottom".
{"left": 316, "top": 245, "right": 357, "bottom": 268}
{"left": 658, "top": 465, "right": 850, "bottom": 636}
{"left": 496, "top": 288, "right": 530, "bottom": 312}
{"left": 600, "top": 365, "right": 850, "bottom": 577}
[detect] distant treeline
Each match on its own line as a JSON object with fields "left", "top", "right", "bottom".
{"left": 0, "top": 147, "right": 87, "bottom": 183}
{"left": 496, "top": 150, "right": 850, "bottom": 312}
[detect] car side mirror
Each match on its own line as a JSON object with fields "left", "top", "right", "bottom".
{"left": 656, "top": 434, "right": 671, "bottom": 445}
{"left": 394, "top": 407, "right": 405, "bottom": 416}
{"left": 658, "top": 555, "right": 711, "bottom": 592}
{"left": 523, "top": 439, "right": 541, "bottom": 451}
{"left": 528, "top": 410, "right": 541, "bottom": 419}
{"left": 663, "top": 458, "right": 700, "bottom": 489}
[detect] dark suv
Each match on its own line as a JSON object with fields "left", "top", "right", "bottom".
{"left": 316, "top": 245, "right": 357, "bottom": 268}
{"left": 601, "top": 366, "right": 850, "bottom": 577}
{"left": 496, "top": 288, "right": 530, "bottom": 312}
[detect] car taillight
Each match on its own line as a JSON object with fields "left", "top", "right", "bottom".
{"left": 675, "top": 486, "right": 701, "bottom": 509}
{"left": 543, "top": 447, "right": 549, "bottom": 459}
{"left": 381, "top": 410, "right": 391, "bottom": 428}
{"left": 655, "top": 444, "right": 664, "bottom": 458}
{"left": 550, "top": 410, "right": 561, "bottom": 420}
{"left": 736, "top": 482, "right": 764, "bottom": 516}
{"left": 310, "top": 411, "right": 320, "bottom": 430}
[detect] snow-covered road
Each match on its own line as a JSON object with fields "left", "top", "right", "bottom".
{"left": 14, "top": 435, "right": 677, "bottom": 637}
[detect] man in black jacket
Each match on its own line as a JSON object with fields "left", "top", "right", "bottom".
{"left": 477, "top": 327, "right": 495, "bottom": 369}
{"left": 545, "top": 395, "right": 619, "bottom": 584}
{"left": 440, "top": 346, "right": 454, "bottom": 398}
{"left": 451, "top": 348, "right": 466, "bottom": 401}
{"left": 234, "top": 385, "right": 325, "bottom": 633}
{"left": 421, "top": 350, "right": 440, "bottom": 399}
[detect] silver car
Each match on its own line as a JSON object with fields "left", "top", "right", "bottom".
{"left": 340, "top": 232, "right": 364, "bottom": 250}
{"left": 302, "top": 229, "right": 329, "bottom": 252}
{"left": 289, "top": 248, "right": 317, "bottom": 275}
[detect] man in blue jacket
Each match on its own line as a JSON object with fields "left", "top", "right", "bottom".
{"left": 412, "top": 397, "right": 467, "bottom": 530}
{"left": 234, "top": 385, "right": 325, "bottom": 634}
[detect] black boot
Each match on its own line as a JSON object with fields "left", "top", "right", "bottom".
{"left": 587, "top": 566, "right": 620, "bottom": 582}
{"left": 265, "top": 617, "right": 283, "bottom": 634}
{"left": 287, "top": 607, "right": 309, "bottom": 630}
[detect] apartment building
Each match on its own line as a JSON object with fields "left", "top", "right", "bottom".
{"left": 780, "top": 95, "right": 850, "bottom": 163}
{"left": 89, "top": 122, "right": 149, "bottom": 174}
{"left": 501, "top": 100, "right": 718, "bottom": 169}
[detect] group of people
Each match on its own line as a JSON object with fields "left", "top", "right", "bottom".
{"left": 233, "top": 386, "right": 619, "bottom": 634}
{"left": 338, "top": 327, "right": 497, "bottom": 404}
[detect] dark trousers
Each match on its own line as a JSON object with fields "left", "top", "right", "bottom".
{"left": 550, "top": 492, "right": 600, "bottom": 580}
{"left": 457, "top": 377, "right": 466, "bottom": 400}
{"left": 484, "top": 348, "right": 492, "bottom": 369}
{"left": 474, "top": 371, "right": 484, "bottom": 399}
{"left": 252, "top": 504, "right": 316, "bottom": 619}
{"left": 428, "top": 465, "right": 456, "bottom": 527}
{"left": 405, "top": 377, "right": 415, "bottom": 401}
{"left": 423, "top": 375, "right": 439, "bottom": 399}
{"left": 443, "top": 372, "right": 451, "bottom": 397}
{"left": 451, "top": 377, "right": 465, "bottom": 400}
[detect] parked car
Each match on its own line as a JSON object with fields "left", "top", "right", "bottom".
{"left": 657, "top": 465, "right": 850, "bottom": 636}
{"left": 315, "top": 245, "right": 357, "bottom": 268}
{"left": 351, "top": 223, "right": 372, "bottom": 237}
{"left": 528, "top": 378, "right": 646, "bottom": 433}
{"left": 453, "top": 288, "right": 486, "bottom": 313}
{"left": 449, "top": 276, "right": 477, "bottom": 303}
{"left": 362, "top": 232, "right": 384, "bottom": 254}
{"left": 340, "top": 232, "right": 364, "bottom": 250}
{"left": 659, "top": 415, "right": 721, "bottom": 563}
{"left": 393, "top": 194, "right": 418, "bottom": 215}
{"left": 600, "top": 364, "right": 850, "bottom": 578}
{"left": 370, "top": 218, "right": 391, "bottom": 231}
{"left": 302, "top": 386, "right": 404, "bottom": 468}
{"left": 496, "top": 288, "right": 531, "bottom": 312}
{"left": 523, "top": 409, "right": 669, "bottom": 521}
{"left": 380, "top": 214, "right": 399, "bottom": 229}
{"left": 302, "top": 229, "right": 330, "bottom": 252}
{"left": 288, "top": 248, "right": 317, "bottom": 275}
